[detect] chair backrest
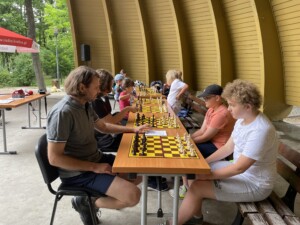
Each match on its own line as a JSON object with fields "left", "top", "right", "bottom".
{"left": 35, "top": 134, "right": 59, "bottom": 187}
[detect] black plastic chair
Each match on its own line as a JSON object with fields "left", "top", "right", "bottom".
{"left": 35, "top": 134, "right": 101, "bottom": 225}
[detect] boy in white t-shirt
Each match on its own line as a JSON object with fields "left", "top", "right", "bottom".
{"left": 166, "top": 69, "right": 189, "bottom": 114}
{"left": 163, "top": 79, "right": 279, "bottom": 225}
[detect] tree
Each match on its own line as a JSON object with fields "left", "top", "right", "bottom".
{"left": 24, "top": 0, "right": 46, "bottom": 90}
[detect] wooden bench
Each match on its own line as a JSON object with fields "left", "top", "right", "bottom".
{"left": 179, "top": 115, "right": 200, "bottom": 132}
{"left": 232, "top": 143, "right": 300, "bottom": 225}
{"left": 178, "top": 92, "right": 206, "bottom": 133}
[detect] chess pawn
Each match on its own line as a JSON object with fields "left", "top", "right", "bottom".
{"left": 189, "top": 145, "right": 195, "bottom": 157}
{"left": 176, "top": 133, "right": 180, "bottom": 141}
{"left": 180, "top": 144, "right": 185, "bottom": 155}
{"left": 190, "top": 149, "right": 195, "bottom": 157}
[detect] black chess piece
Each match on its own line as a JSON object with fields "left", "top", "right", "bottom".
{"left": 152, "top": 114, "right": 155, "bottom": 127}
{"left": 142, "top": 133, "right": 146, "bottom": 144}
{"left": 141, "top": 141, "right": 146, "bottom": 156}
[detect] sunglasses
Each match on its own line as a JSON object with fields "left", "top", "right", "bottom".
{"left": 202, "top": 95, "right": 215, "bottom": 101}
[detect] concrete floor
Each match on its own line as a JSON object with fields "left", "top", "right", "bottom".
{"left": 0, "top": 91, "right": 299, "bottom": 225}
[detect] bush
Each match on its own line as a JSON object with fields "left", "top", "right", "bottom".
{"left": 0, "top": 67, "right": 13, "bottom": 87}
{"left": 11, "top": 54, "right": 35, "bottom": 86}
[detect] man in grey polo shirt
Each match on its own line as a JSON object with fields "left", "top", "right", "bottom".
{"left": 47, "top": 66, "right": 149, "bottom": 225}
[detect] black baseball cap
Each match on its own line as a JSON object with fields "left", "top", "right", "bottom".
{"left": 198, "top": 84, "right": 223, "bottom": 98}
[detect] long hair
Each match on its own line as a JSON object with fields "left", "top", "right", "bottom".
{"left": 64, "top": 66, "right": 99, "bottom": 97}
{"left": 96, "top": 69, "right": 114, "bottom": 93}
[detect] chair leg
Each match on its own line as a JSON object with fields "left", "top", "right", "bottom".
{"left": 50, "top": 195, "right": 60, "bottom": 225}
{"left": 87, "top": 196, "right": 98, "bottom": 225}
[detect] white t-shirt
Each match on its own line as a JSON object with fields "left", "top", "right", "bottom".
{"left": 232, "top": 113, "right": 278, "bottom": 189}
{"left": 167, "top": 79, "right": 186, "bottom": 114}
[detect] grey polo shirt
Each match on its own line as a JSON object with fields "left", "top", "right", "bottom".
{"left": 47, "top": 95, "right": 103, "bottom": 178}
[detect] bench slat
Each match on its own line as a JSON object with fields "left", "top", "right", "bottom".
{"left": 264, "top": 212, "right": 286, "bottom": 225}
{"left": 256, "top": 199, "right": 277, "bottom": 214}
{"left": 284, "top": 215, "right": 300, "bottom": 225}
{"left": 179, "top": 118, "right": 193, "bottom": 129}
{"left": 278, "top": 143, "right": 300, "bottom": 169}
{"left": 185, "top": 116, "right": 200, "bottom": 128}
{"left": 247, "top": 213, "right": 269, "bottom": 225}
{"left": 277, "top": 159, "right": 300, "bottom": 194}
{"left": 238, "top": 202, "right": 258, "bottom": 216}
{"left": 269, "top": 192, "right": 294, "bottom": 217}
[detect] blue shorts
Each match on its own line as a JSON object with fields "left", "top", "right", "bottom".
{"left": 61, "top": 153, "right": 116, "bottom": 194}
{"left": 196, "top": 141, "right": 217, "bottom": 158}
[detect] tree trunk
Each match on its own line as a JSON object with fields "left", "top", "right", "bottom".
{"left": 24, "top": 0, "right": 46, "bottom": 91}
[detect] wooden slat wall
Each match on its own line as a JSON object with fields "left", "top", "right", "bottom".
{"left": 139, "top": 0, "right": 181, "bottom": 83}
{"left": 67, "top": 0, "right": 112, "bottom": 71}
{"left": 66, "top": 0, "right": 297, "bottom": 120}
{"left": 270, "top": 0, "right": 300, "bottom": 106}
{"left": 222, "top": 0, "right": 262, "bottom": 88}
{"left": 175, "top": 0, "right": 219, "bottom": 90}
{"left": 106, "top": 0, "right": 147, "bottom": 83}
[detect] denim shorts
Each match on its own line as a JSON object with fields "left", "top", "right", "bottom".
{"left": 196, "top": 141, "right": 217, "bottom": 158}
{"left": 61, "top": 153, "right": 116, "bottom": 194}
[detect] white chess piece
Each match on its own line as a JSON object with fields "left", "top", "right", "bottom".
{"left": 189, "top": 144, "right": 195, "bottom": 157}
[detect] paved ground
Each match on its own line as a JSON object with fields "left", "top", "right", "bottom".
{"left": 0, "top": 90, "right": 299, "bottom": 225}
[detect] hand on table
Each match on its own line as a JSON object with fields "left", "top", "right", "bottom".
{"left": 134, "top": 124, "right": 151, "bottom": 133}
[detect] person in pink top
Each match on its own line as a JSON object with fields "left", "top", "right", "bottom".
{"left": 119, "top": 78, "right": 135, "bottom": 121}
{"left": 169, "top": 84, "right": 236, "bottom": 199}
{"left": 192, "top": 84, "right": 236, "bottom": 156}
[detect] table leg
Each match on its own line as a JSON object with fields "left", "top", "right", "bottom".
{"left": 0, "top": 109, "right": 17, "bottom": 155}
{"left": 141, "top": 174, "right": 148, "bottom": 225}
{"left": 172, "top": 176, "right": 180, "bottom": 225}
{"left": 22, "top": 99, "right": 46, "bottom": 129}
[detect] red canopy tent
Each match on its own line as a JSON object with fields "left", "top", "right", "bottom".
{"left": 0, "top": 27, "right": 40, "bottom": 53}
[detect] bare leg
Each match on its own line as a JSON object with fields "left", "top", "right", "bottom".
{"left": 182, "top": 176, "right": 189, "bottom": 188}
{"left": 177, "top": 180, "right": 216, "bottom": 225}
{"left": 95, "top": 176, "right": 141, "bottom": 209}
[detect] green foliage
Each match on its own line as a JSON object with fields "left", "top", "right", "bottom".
{"left": 11, "top": 54, "right": 35, "bottom": 86}
{"left": 0, "top": 67, "right": 13, "bottom": 87}
{"left": 0, "top": 0, "right": 74, "bottom": 87}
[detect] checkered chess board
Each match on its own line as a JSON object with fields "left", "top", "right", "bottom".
{"left": 129, "top": 135, "right": 199, "bottom": 158}
{"left": 134, "top": 116, "right": 179, "bottom": 128}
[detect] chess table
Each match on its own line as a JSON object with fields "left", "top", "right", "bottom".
{"left": 0, "top": 93, "right": 49, "bottom": 154}
{"left": 113, "top": 111, "right": 210, "bottom": 225}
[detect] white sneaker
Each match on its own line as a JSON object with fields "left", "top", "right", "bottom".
{"left": 169, "top": 185, "right": 187, "bottom": 199}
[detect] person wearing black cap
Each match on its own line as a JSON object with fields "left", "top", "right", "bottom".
{"left": 171, "top": 79, "right": 279, "bottom": 225}
{"left": 169, "top": 84, "right": 235, "bottom": 199}
{"left": 191, "top": 84, "right": 235, "bottom": 159}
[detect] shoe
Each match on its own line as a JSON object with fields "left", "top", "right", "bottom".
{"left": 184, "top": 216, "right": 203, "bottom": 225}
{"left": 71, "top": 196, "right": 101, "bottom": 225}
{"left": 147, "top": 178, "right": 169, "bottom": 191}
{"left": 169, "top": 185, "right": 187, "bottom": 199}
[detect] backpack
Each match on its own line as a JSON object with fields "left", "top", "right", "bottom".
{"left": 150, "top": 80, "right": 163, "bottom": 92}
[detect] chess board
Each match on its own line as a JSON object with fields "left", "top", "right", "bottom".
{"left": 129, "top": 135, "right": 199, "bottom": 158}
{"left": 134, "top": 116, "right": 179, "bottom": 128}
{"left": 137, "top": 105, "right": 162, "bottom": 113}
{"left": 135, "top": 98, "right": 163, "bottom": 104}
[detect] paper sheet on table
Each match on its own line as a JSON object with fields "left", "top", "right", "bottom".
{"left": 0, "top": 99, "right": 14, "bottom": 104}
{"left": 145, "top": 130, "right": 167, "bottom": 136}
